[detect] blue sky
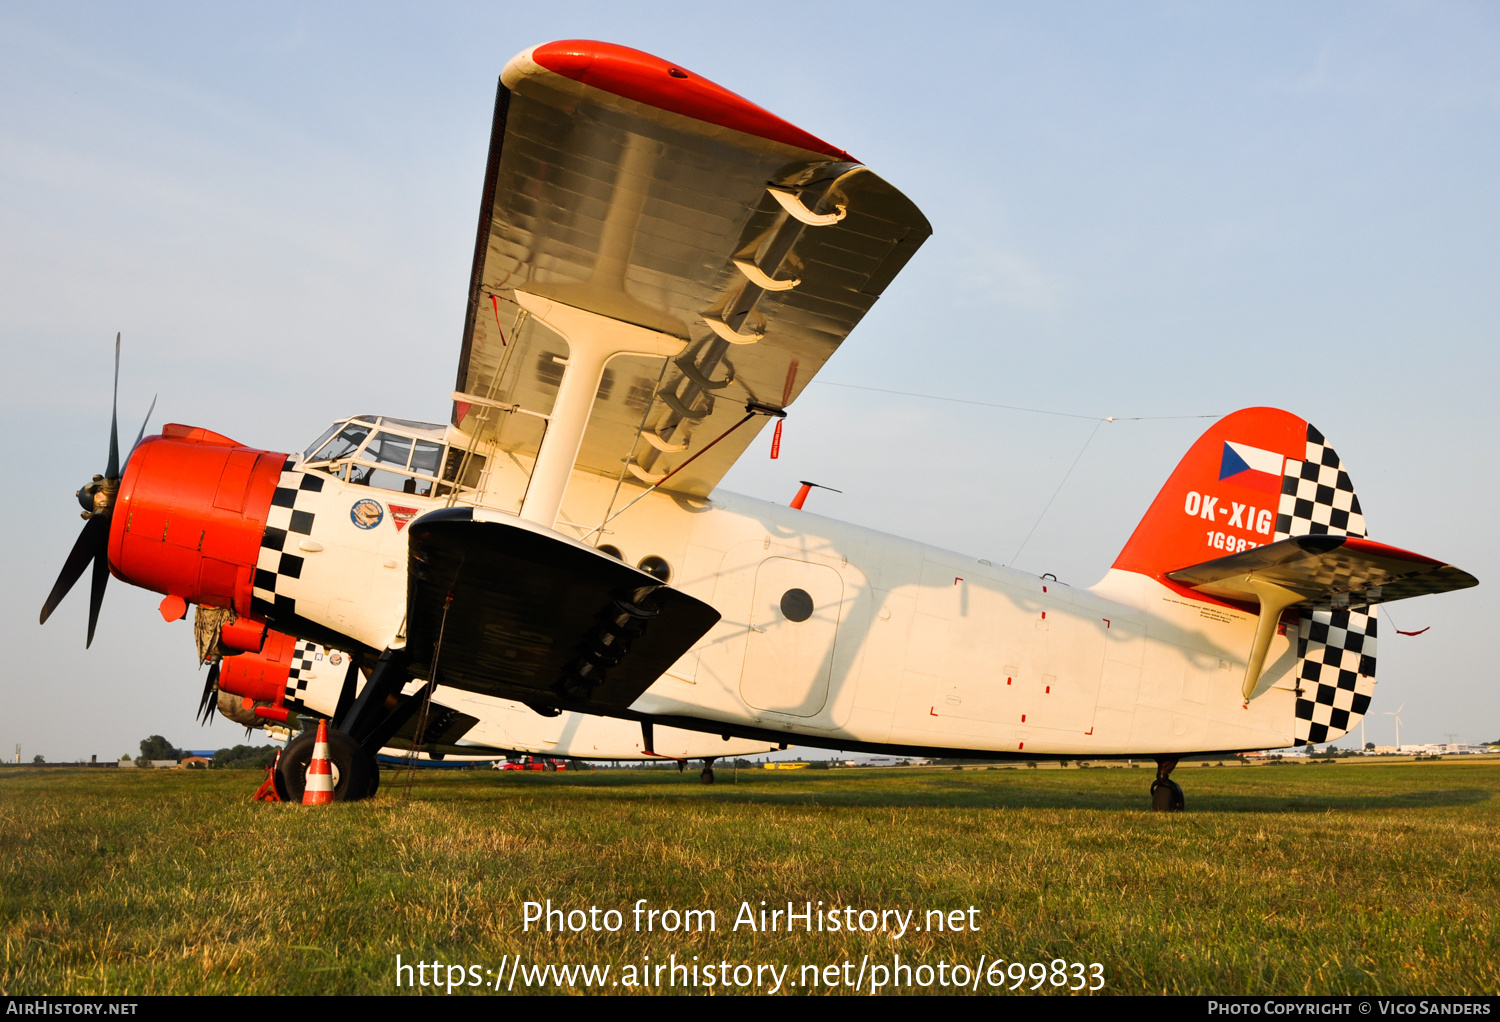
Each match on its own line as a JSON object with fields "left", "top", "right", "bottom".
{"left": 2, "top": 2, "right": 1495, "bottom": 759}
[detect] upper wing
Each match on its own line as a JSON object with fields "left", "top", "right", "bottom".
{"left": 453, "top": 40, "right": 930, "bottom": 500}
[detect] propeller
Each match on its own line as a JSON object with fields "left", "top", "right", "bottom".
{"left": 39, "top": 334, "right": 156, "bottom": 647}
{"left": 196, "top": 661, "right": 221, "bottom": 725}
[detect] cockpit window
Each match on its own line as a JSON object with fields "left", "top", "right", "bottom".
{"left": 380, "top": 416, "right": 445, "bottom": 431}
{"left": 303, "top": 424, "right": 342, "bottom": 459}
{"left": 309, "top": 424, "right": 370, "bottom": 463}
{"left": 364, "top": 431, "right": 414, "bottom": 469}
{"left": 411, "top": 439, "right": 444, "bottom": 477}
{"left": 348, "top": 463, "right": 436, "bottom": 496}
{"left": 306, "top": 418, "right": 483, "bottom": 500}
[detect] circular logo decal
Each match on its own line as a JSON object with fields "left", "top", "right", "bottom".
{"left": 330, "top": 653, "right": 343, "bottom": 666}
{"left": 350, "top": 498, "right": 384, "bottom": 530}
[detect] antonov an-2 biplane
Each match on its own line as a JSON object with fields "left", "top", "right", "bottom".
{"left": 41, "top": 40, "right": 1477, "bottom": 808}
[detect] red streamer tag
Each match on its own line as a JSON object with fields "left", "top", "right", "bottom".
{"left": 770, "top": 419, "right": 783, "bottom": 459}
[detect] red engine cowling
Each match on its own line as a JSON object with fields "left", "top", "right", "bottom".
{"left": 216, "top": 629, "right": 301, "bottom": 725}
{"left": 108, "top": 424, "right": 288, "bottom": 633}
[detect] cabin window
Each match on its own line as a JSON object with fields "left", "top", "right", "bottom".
{"left": 780, "top": 588, "right": 814, "bottom": 622}
{"left": 437, "top": 448, "right": 486, "bottom": 494}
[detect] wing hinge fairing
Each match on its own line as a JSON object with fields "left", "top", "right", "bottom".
{"left": 630, "top": 168, "right": 864, "bottom": 485}
{"left": 1165, "top": 535, "right": 1478, "bottom": 700}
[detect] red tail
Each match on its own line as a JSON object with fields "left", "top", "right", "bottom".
{"left": 1112, "top": 407, "right": 1359, "bottom": 591}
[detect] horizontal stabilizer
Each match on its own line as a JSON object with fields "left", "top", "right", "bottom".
{"left": 1168, "top": 535, "right": 1476, "bottom": 701}
{"left": 1166, "top": 534, "right": 1477, "bottom": 608}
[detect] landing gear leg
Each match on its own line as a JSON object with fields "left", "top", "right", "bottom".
{"left": 700, "top": 758, "right": 716, "bottom": 785}
{"left": 330, "top": 646, "right": 419, "bottom": 800}
{"left": 1150, "top": 757, "right": 1184, "bottom": 812}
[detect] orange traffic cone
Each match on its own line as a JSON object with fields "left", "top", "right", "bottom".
{"left": 252, "top": 749, "right": 282, "bottom": 802}
{"left": 302, "top": 720, "right": 335, "bottom": 805}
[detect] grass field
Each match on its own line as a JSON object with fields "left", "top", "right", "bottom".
{"left": 1, "top": 759, "right": 1496, "bottom": 996}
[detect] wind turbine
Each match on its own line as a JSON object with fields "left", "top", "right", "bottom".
{"left": 1385, "top": 704, "right": 1405, "bottom": 752}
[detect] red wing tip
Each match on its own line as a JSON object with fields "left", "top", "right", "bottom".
{"left": 527, "top": 39, "right": 854, "bottom": 162}
{"left": 1339, "top": 536, "right": 1448, "bottom": 568}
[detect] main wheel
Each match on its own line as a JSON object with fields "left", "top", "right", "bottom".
{"left": 700, "top": 767, "right": 715, "bottom": 785}
{"left": 277, "top": 727, "right": 377, "bottom": 803}
{"left": 1149, "top": 777, "right": 1185, "bottom": 812}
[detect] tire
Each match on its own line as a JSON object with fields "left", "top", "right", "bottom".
{"left": 700, "top": 768, "right": 715, "bottom": 785}
{"left": 277, "top": 727, "right": 377, "bottom": 803}
{"left": 1149, "top": 777, "right": 1185, "bottom": 812}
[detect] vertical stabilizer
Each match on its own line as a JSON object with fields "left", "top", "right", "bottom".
{"left": 1110, "top": 408, "right": 1376, "bottom": 746}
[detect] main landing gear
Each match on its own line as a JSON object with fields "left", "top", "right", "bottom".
{"left": 700, "top": 757, "right": 716, "bottom": 785}
{"left": 1150, "top": 758, "right": 1185, "bottom": 812}
{"left": 273, "top": 726, "right": 379, "bottom": 803}
{"left": 273, "top": 647, "right": 425, "bottom": 803}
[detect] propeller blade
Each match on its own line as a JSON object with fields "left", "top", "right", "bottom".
{"left": 39, "top": 514, "right": 109, "bottom": 625}
{"left": 124, "top": 394, "right": 158, "bottom": 470}
{"left": 197, "top": 661, "right": 221, "bottom": 725}
{"left": 85, "top": 545, "right": 111, "bottom": 648}
{"left": 105, "top": 333, "right": 121, "bottom": 481}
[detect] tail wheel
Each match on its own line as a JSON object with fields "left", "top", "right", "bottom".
{"left": 700, "top": 767, "right": 715, "bottom": 785}
{"left": 276, "top": 726, "right": 377, "bottom": 803}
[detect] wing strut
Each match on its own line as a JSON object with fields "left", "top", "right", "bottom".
{"left": 513, "top": 291, "right": 685, "bottom": 529}
{"left": 1235, "top": 578, "right": 1309, "bottom": 702}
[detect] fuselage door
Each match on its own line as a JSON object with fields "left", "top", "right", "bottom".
{"left": 740, "top": 557, "right": 844, "bottom": 717}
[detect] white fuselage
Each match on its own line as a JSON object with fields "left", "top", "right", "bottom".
{"left": 275, "top": 450, "right": 1304, "bottom": 758}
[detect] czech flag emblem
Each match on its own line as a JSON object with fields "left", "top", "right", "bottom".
{"left": 1219, "top": 442, "right": 1284, "bottom": 495}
